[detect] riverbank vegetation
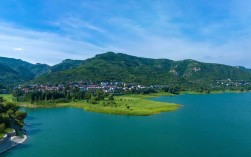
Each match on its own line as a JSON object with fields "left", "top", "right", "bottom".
{"left": 60, "top": 95, "right": 180, "bottom": 116}
{"left": 6, "top": 87, "right": 250, "bottom": 116}
{"left": 0, "top": 96, "right": 27, "bottom": 139}
{"left": 12, "top": 86, "right": 179, "bottom": 104}
{"left": 4, "top": 90, "right": 181, "bottom": 116}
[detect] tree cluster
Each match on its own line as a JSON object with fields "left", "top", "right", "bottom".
{"left": 0, "top": 96, "right": 27, "bottom": 135}
{"left": 13, "top": 88, "right": 86, "bottom": 104}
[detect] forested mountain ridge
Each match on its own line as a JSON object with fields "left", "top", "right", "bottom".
{"left": 32, "top": 52, "right": 251, "bottom": 90}
{"left": 235, "top": 66, "right": 251, "bottom": 73}
{"left": 0, "top": 57, "right": 50, "bottom": 85}
{"left": 1, "top": 52, "right": 251, "bottom": 90}
{"left": 0, "top": 57, "right": 83, "bottom": 85}
{"left": 50, "top": 59, "right": 83, "bottom": 72}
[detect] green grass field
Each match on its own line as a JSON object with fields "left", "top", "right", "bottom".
{"left": 53, "top": 94, "right": 181, "bottom": 116}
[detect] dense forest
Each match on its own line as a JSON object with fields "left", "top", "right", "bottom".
{"left": 13, "top": 88, "right": 86, "bottom": 104}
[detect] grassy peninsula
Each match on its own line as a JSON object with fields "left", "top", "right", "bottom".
{"left": 4, "top": 89, "right": 249, "bottom": 116}
{"left": 60, "top": 95, "right": 180, "bottom": 116}
{"left": 1, "top": 93, "right": 180, "bottom": 116}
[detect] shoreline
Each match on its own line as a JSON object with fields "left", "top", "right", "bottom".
{"left": 179, "top": 90, "right": 249, "bottom": 95}
{"left": 1, "top": 90, "right": 250, "bottom": 116}
{"left": 18, "top": 93, "right": 181, "bottom": 116}
{"left": 0, "top": 133, "right": 27, "bottom": 154}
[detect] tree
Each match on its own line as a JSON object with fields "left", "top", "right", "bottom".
{"left": 108, "top": 94, "right": 114, "bottom": 101}
{"left": 0, "top": 98, "right": 27, "bottom": 135}
{"left": 0, "top": 123, "right": 6, "bottom": 133}
{"left": 0, "top": 96, "right": 4, "bottom": 103}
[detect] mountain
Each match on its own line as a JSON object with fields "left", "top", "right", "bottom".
{"left": 51, "top": 59, "right": 83, "bottom": 72}
{"left": 0, "top": 57, "right": 50, "bottom": 85}
{"left": 1, "top": 52, "right": 251, "bottom": 90}
{"left": 0, "top": 57, "right": 84, "bottom": 86}
{"left": 236, "top": 66, "right": 251, "bottom": 73}
{"left": 33, "top": 52, "right": 251, "bottom": 90}
{"left": 31, "top": 63, "right": 51, "bottom": 77}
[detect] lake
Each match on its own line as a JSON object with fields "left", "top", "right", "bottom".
{"left": 2, "top": 92, "right": 251, "bottom": 157}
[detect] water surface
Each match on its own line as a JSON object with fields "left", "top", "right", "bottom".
{"left": 3, "top": 92, "right": 251, "bottom": 157}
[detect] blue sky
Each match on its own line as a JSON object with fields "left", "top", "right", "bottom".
{"left": 0, "top": 0, "right": 251, "bottom": 67}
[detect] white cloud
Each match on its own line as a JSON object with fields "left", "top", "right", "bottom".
{"left": 13, "top": 47, "right": 23, "bottom": 51}
{"left": 0, "top": 22, "right": 109, "bottom": 65}
{"left": 1, "top": 0, "right": 251, "bottom": 70}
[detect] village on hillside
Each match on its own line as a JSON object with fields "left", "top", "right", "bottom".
{"left": 17, "top": 81, "right": 168, "bottom": 94}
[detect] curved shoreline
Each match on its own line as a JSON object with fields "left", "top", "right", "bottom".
{"left": 3, "top": 91, "right": 250, "bottom": 116}
{"left": 0, "top": 134, "right": 27, "bottom": 154}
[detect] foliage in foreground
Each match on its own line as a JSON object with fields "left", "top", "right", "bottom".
{"left": 0, "top": 96, "right": 27, "bottom": 137}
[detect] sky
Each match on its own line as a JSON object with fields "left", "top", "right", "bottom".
{"left": 0, "top": 0, "right": 251, "bottom": 67}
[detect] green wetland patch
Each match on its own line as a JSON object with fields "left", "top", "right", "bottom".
{"left": 65, "top": 95, "right": 180, "bottom": 116}
{"left": 1, "top": 93, "right": 181, "bottom": 116}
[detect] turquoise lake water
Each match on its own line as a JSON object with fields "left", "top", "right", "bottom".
{"left": 2, "top": 92, "right": 251, "bottom": 157}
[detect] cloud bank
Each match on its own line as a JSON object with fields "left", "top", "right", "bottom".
{"left": 0, "top": 0, "right": 251, "bottom": 67}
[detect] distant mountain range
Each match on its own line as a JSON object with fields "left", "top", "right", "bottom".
{"left": 1, "top": 52, "right": 251, "bottom": 90}
{"left": 0, "top": 56, "right": 81, "bottom": 85}
{"left": 0, "top": 57, "right": 49, "bottom": 85}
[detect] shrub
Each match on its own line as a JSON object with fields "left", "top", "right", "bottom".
{"left": 0, "top": 123, "right": 6, "bottom": 133}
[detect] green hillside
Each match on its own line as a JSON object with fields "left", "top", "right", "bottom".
{"left": 0, "top": 57, "right": 50, "bottom": 85}
{"left": 33, "top": 52, "right": 251, "bottom": 90}
{"left": 0, "top": 57, "right": 84, "bottom": 86}
{"left": 1, "top": 52, "right": 251, "bottom": 91}
{"left": 51, "top": 59, "right": 83, "bottom": 72}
